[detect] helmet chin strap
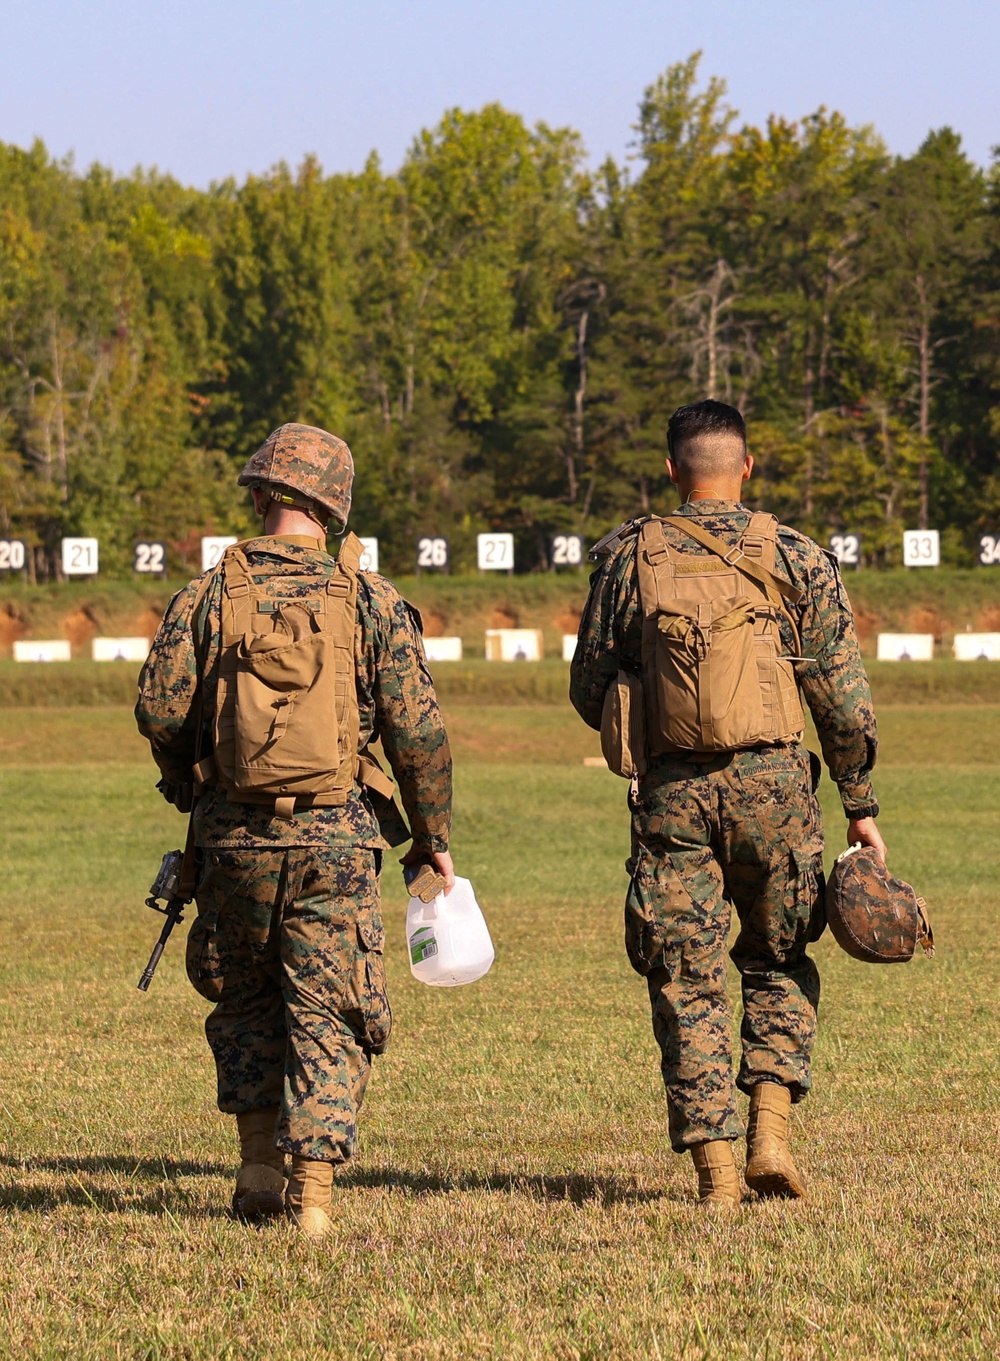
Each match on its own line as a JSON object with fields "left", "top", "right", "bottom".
{"left": 261, "top": 487, "right": 328, "bottom": 531}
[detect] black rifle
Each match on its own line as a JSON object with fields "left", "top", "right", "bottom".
{"left": 137, "top": 831, "right": 195, "bottom": 991}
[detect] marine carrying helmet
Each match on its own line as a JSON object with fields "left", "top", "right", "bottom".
{"left": 238, "top": 423, "right": 354, "bottom": 532}
{"left": 825, "top": 844, "right": 935, "bottom": 964}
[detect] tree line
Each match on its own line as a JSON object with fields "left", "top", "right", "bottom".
{"left": 1, "top": 54, "right": 998, "bottom": 579}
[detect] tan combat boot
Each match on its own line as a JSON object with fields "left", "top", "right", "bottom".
{"left": 285, "top": 1156, "right": 335, "bottom": 1240}
{"left": 745, "top": 1083, "right": 806, "bottom": 1199}
{"left": 690, "top": 1139, "right": 742, "bottom": 1210}
{"left": 233, "top": 1106, "right": 285, "bottom": 1220}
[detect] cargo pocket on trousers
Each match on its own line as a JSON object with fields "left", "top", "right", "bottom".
{"left": 624, "top": 851, "right": 667, "bottom": 977}
{"left": 185, "top": 905, "right": 226, "bottom": 1003}
{"left": 780, "top": 839, "right": 826, "bottom": 952}
{"left": 356, "top": 909, "right": 392, "bottom": 1055}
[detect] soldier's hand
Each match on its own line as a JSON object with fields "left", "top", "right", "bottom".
{"left": 401, "top": 847, "right": 457, "bottom": 896}
{"left": 847, "top": 816, "right": 886, "bottom": 863}
{"left": 430, "top": 850, "right": 456, "bottom": 894}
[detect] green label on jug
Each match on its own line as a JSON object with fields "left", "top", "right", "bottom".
{"left": 409, "top": 926, "right": 439, "bottom": 965}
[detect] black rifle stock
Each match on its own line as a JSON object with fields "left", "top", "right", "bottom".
{"left": 137, "top": 816, "right": 197, "bottom": 992}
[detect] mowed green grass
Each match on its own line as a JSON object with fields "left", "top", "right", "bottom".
{"left": 0, "top": 705, "right": 998, "bottom": 1360}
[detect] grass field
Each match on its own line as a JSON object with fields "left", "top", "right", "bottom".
{"left": 1, "top": 703, "right": 998, "bottom": 1359}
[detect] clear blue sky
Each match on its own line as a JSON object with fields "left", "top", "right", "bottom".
{"left": 2, "top": 0, "right": 997, "bottom": 185}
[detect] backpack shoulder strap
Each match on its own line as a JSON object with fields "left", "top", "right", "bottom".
{"left": 636, "top": 518, "right": 679, "bottom": 618}
{"left": 663, "top": 515, "right": 803, "bottom": 606}
{"left": 336, "top": 532, "right": 364, "bottom": 576}
{"left": 220, "top": 546, "right": 255, "bottom": 642}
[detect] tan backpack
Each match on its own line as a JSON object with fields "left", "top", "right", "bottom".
{"left": 602, "top": 513, "right": 806, "bottom": 771}
{"left": 192, "top": 534, "right": 393, "bottom": 819}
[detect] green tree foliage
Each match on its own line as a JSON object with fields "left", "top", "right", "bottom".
{"left": 0, "top": 59, "right": 997, "bottom": 576}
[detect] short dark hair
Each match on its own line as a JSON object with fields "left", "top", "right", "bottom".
{"left": 667, "top": 400, "right": 747, "bottom": 458}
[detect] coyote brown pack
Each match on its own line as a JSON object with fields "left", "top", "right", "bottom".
{"left": 195, "top": 534, "right": 365, "bottom": 820}
{"left": 602, "top": 512, "right": 806, "bottom": 770}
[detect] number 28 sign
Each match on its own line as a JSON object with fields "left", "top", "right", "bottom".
{"left": 550, "top": 534, "right": 584, "bottom": 567}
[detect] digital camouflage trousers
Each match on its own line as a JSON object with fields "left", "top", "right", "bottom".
{"left": 626, "top": 744, "right": 825, "bottom": 1152}
{"left": 185, "top": 845, "right": 391, "bottom": 1164}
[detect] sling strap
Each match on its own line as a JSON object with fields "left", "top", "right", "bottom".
{"left": 663, "top": 516, "right": 803, "bottom": 606}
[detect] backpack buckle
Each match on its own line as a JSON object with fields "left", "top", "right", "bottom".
{"left": 723, "top": 545, "right": 745, "bottom": 566}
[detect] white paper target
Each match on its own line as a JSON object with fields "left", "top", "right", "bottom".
{"left": 13, "top": 640, "right": 71, "bottom": 662}
{"left": 876, "top": 633, "right": 934, "bottom": 661}
{"left": 978, "top": 534, "right": 1000, "bottom": 566}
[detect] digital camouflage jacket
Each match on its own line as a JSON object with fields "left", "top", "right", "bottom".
{"left": 136, "top": 536, "right": 452, "bottom": 851}
{"left": 569, "top": 500, "right": 879, "bottom": 817}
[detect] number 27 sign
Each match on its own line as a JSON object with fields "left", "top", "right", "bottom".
{"left": 477, "top": 533, "right": 514, "bottom": 571}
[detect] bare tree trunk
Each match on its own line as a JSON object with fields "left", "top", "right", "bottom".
{"left": 404, "top": 343, "right": 415, "bottom": 418}
{"left": 706, "top": 265, "right": 721, "bottom": 399}
{"left": 915, "top": 274, "right": 931, "bottom": 529}
{"left": 49, "top": 318, "right": 69, "bottom": 503}
{"left": 567, "top": 308, "right": 588, "bottom": 505}
{"left": 801, "top": 323, "right": 817, "bottom": 517}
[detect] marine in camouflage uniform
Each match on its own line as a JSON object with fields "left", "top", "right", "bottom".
{"left": 136, "top": 423, "right": 452, "bottom": 1235}
{"left": 570, "top": 400, "right": 880, "bottom": 1206}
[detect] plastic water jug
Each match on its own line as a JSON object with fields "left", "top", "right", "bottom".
{"left": 406, "top": 877, "right": 495, "bottom": 987}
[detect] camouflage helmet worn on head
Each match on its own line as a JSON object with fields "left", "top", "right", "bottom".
{"left": 825, "top": 844, "right": 935, "bottom": 964}
{"left": 238, "top": 423, "right": 354, "bottom": 531}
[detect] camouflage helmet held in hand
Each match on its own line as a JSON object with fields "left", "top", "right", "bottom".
{"left": 238, "top": 423, "right": 354, "bottom": 532}
{"left": 826, "top": 843, "right": 935, "bottom": 964}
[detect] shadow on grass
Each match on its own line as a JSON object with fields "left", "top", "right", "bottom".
{"left": 340, "top": 1166, "right": 665, "bottom": 1206}
{"left": 0, "top": 1156, "right": 672, "bottom": 1215}
{"left": 0, "top": 1152, "right": 234, "bottom": 1217}
{"left": 0, "top": 1153, "right": 229, "bottom": 1178}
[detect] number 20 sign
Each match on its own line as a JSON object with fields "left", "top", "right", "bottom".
{"left": 0, "top": 539, "right": 27, "bottom": 571}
